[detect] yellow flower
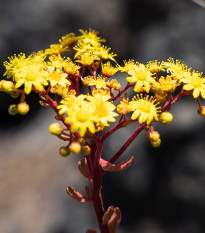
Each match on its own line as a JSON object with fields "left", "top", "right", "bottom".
{"left": 76, "top": 53, "right": 99, "bottom": 66}
{"left": 65, "top": 101, "right": 98, "bottom": 136}
{"left": 45, "top": 44, "right": 69, "bottom": 55}
{"left": 47, "top": 69, "right": 70, "bottom": 87}
{"left": 86, "top": 93, "right": 118, "bottom": 127}
{"left": 101, "top": 61, "right": 118, "bottom": 77}
{"left": 15, "top": 63, "right": 48, "bottom": 94}
{"left": 181, "top": 71, "right": 205, "bottom": 98}
{"left": 88, "top": 76, "right": 108, "bottom": 89}
{"left": 57, "top": 94, "right": 86, "bottom": 114}
{"left": 117, "top": 98, "right": 131, "bottom": 115}
{"left": 50, "top": 84, "right": 72, "bottom": 98}
{"left": 126, "top": 64, "right": 156, "bottom": 93}
{"left": 74, "top": 41, "right": 95, "bottom": 58}
{"left": 59, "top": 33, "right": 78, "bottom": 47}
{"left": 129, "top": 95, "right": 161, "bottom": 125}
{"left": 106, "top": 79, "right": 121, "bottom": 91}
{"left": 47, "top": 55, "right": 69, "bottom": 70}
{"left": 3, "top": 53, "right": 28, "bottom": 80}
{"left": 163, "top": 58, "right": 187, "bottom": 79}
{"left": 158, "top": 75, "right": 180, "bottom": 93}
{"left": 93, "top": 45, "right": 117, "bottom": 62}
{"left": 78, "top": 29, "right": 106, "bottom": 46}
{"left": 28, "top": 51, "right": 46, "bottom": 63}
{"left": 119, "top": 60, "right": 137, "bottom": 73}
{"left": 146, "top": 60, "right": 165, "bottom": 74}
{"left": 64, "top": 61, "right": 80, "bottom": 76}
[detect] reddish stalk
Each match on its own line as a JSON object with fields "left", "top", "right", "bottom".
{"left": 92, "top": 141, "right": 110, "bottom": 233}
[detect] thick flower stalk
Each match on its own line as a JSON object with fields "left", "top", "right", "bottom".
{"left": 1, "top": 29, "right": 205, "bottom": 233}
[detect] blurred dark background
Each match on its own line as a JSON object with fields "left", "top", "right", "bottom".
{"left": 1, "top": 0, "right": 205, "bottom": 233}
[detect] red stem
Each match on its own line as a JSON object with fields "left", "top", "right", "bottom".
{"left": 109, "top": 123, "right": 144, "bottom": 164}
{"left": 92, "top": 141, "right": 110, "bottom": 233}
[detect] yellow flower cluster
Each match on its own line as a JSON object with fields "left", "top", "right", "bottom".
{"left": 1, "top": 29, "right": 205, "bottom": 138}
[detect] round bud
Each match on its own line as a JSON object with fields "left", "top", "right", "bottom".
{"left": 49, "top": 123, "right": 62, "bottom": 135}
{"left": 81, "top": 145, "right": 91, "bottom": 156}
{"left": 2, "top": 81, "right": 15, "bottom": 93}
{"left": 149, "top": 131, "right": 160, "bottom": 142}
{"left": 10, "top": 91, "right": 20, "bottom": 98}
{"left": 151, "top": 138, "right": 161, "bottom": 148}
{"left": 159, "top": 112, "right": 173, "bottom": 124}
{"left": 17, "top": 102, "right": 30, "bottom": 115}
{"left": 8, "top": 104, "right": 18, "bottom": 115}
{"left": 59, "top": 146, "right": 70, "bottom": 157}
{"left": 77, "top": 137, "right": 86, "bottom": 146}
{"left": 69, "top": 142, "right": 81, "bottom": 154}
{"left": 198, "top": 106, "right": 205, "bottom": 117}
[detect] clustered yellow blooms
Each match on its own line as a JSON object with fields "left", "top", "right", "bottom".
{"left": 1, "top": 29, "right": 205, "bottom": 140}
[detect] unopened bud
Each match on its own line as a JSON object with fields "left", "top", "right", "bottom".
{"left": 49, "top": 123, "right": 62, "bottom": 135}
{"left": 8, "top": 104, "right": 18, "bottom": 115}
{"left": 59, "top": 146, "right": 70, "bottom": 157}
{"left": 151, "top": 138, "right": 161, "bottom": 148}
{"left": 77, "top": 137, "right": 86, "bottom": 146}
{"left": 198, "top": 106, "right": 205, "bottom": 117}
{"left": 69, "top": 142, "right": 81, "bottom": 154}
{"left": 149, "top": 131, "right": 160, "bottom": 142}
{"left": 81, "top": 145, "right": 91, "bottom": 156}
{"left": 10, "top": 91, "right": 20, "bottom": 98}
{"left": 159, "top": 112, "right": 173, "bottom": 124}
{"left": 2, "top": 81, "right": 15, "bottom": 93}
{"left": 17, "top": 102, "right": 30, "bottom": 115}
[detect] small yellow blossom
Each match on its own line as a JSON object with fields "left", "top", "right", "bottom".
{"left": 101, "top": 61, "right": 118, "bottom": 77}
{"left": 78, "top": 29, "right": 106, "bottom": 46}
{"left": 117, "top": 98, "right": 131, "bottom": 115}
{"left": 76, "top": 53, "right": 99, "bottom": 66}
{"left": 181, "top": 71, "right": 205, "bottom": 98}
{"left": 3, "top": 53, "right": 28, "bottom": 80}
{"left": 146, "top": 60, "right": 165, "bottom": 74}
{"left": 65, "top": 100, "right": 98, "bottom": 136}
{"left": 45, "top": 44, "right": 69, "bottom": 56}
{"left": 119, "top": 60, "right": 137, "bottom": 73}
{"left": 126, "top": 64, "right": 156, "bottom": 93}
{"left": 86, "top": 93, "right": 118, "bottom": 127}
{"left": 163, "top": 58, "right": 187, "bottom": 79}
{"left": 64, "top": 61, "right": 80, "bottom": 76}
{"left": 88, "top": 76, "right": 108, "bottom": 89}
{"left": 28, "top": 51, "right": 46, "bottom": 63}
{"left": 59, "top": 33, "right": 78, "bottom": 47}
{"left": 74, "top": 42, "right": 95, "bottom": 58}
{"left": 47, "top": 69, "right": 70, "bottom": 87}
{"left": 129, "top": 95, "right": 161, "bottom": 125}
{"left": 158, "top": 75, "right": 180, "bottom": 93}
{"left": 106, "top": 79, "right": 121, "bottom": 91}
{"left": 14, "top": 63, "right": 48, "bottom": 94}
{"left": 93, "top": 45, "right": 117, "bottom": 62}
{"left": 47, "top": 55, "right": 69, "bottom": 70}
{"left": 57, "top": 94, "right": 86, "bottom": 114}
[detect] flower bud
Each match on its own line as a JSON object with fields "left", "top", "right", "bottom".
{"left": 151, "top": 138, "right": 161, "bottom": 148}
{"left": 59, "top": 146, "right": 70, "bottom": 157}
{"left": 198, "top": 106, "right": 205, "bottom": 117}
{"left": 2, "top": 81, "right": 15, "bottom": 93}
{"left": 77, "top": 137, "right": 86, "bottom": 146}
{"left": 159, "top": 112, "right": 173, "bottom": 124}
{"left": 81, "top": 145, "right": 91, "bottom": 156}
{"left": 49, "top": 123, "right": 62, "bottom": 135}
{"left": 69, "top": 142, "right": 81, "bottom": 154}
{"left": 8, "top": 104, "right": 18, "bottom": 115}
{"left": 17, "top": 102, "right": 30, "bottom": 115}
{"left": 149, "top": 131, "right": 160, "bottom": 142}
{"left": 10, "top": 91, "right": 20, "bottom": 98}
